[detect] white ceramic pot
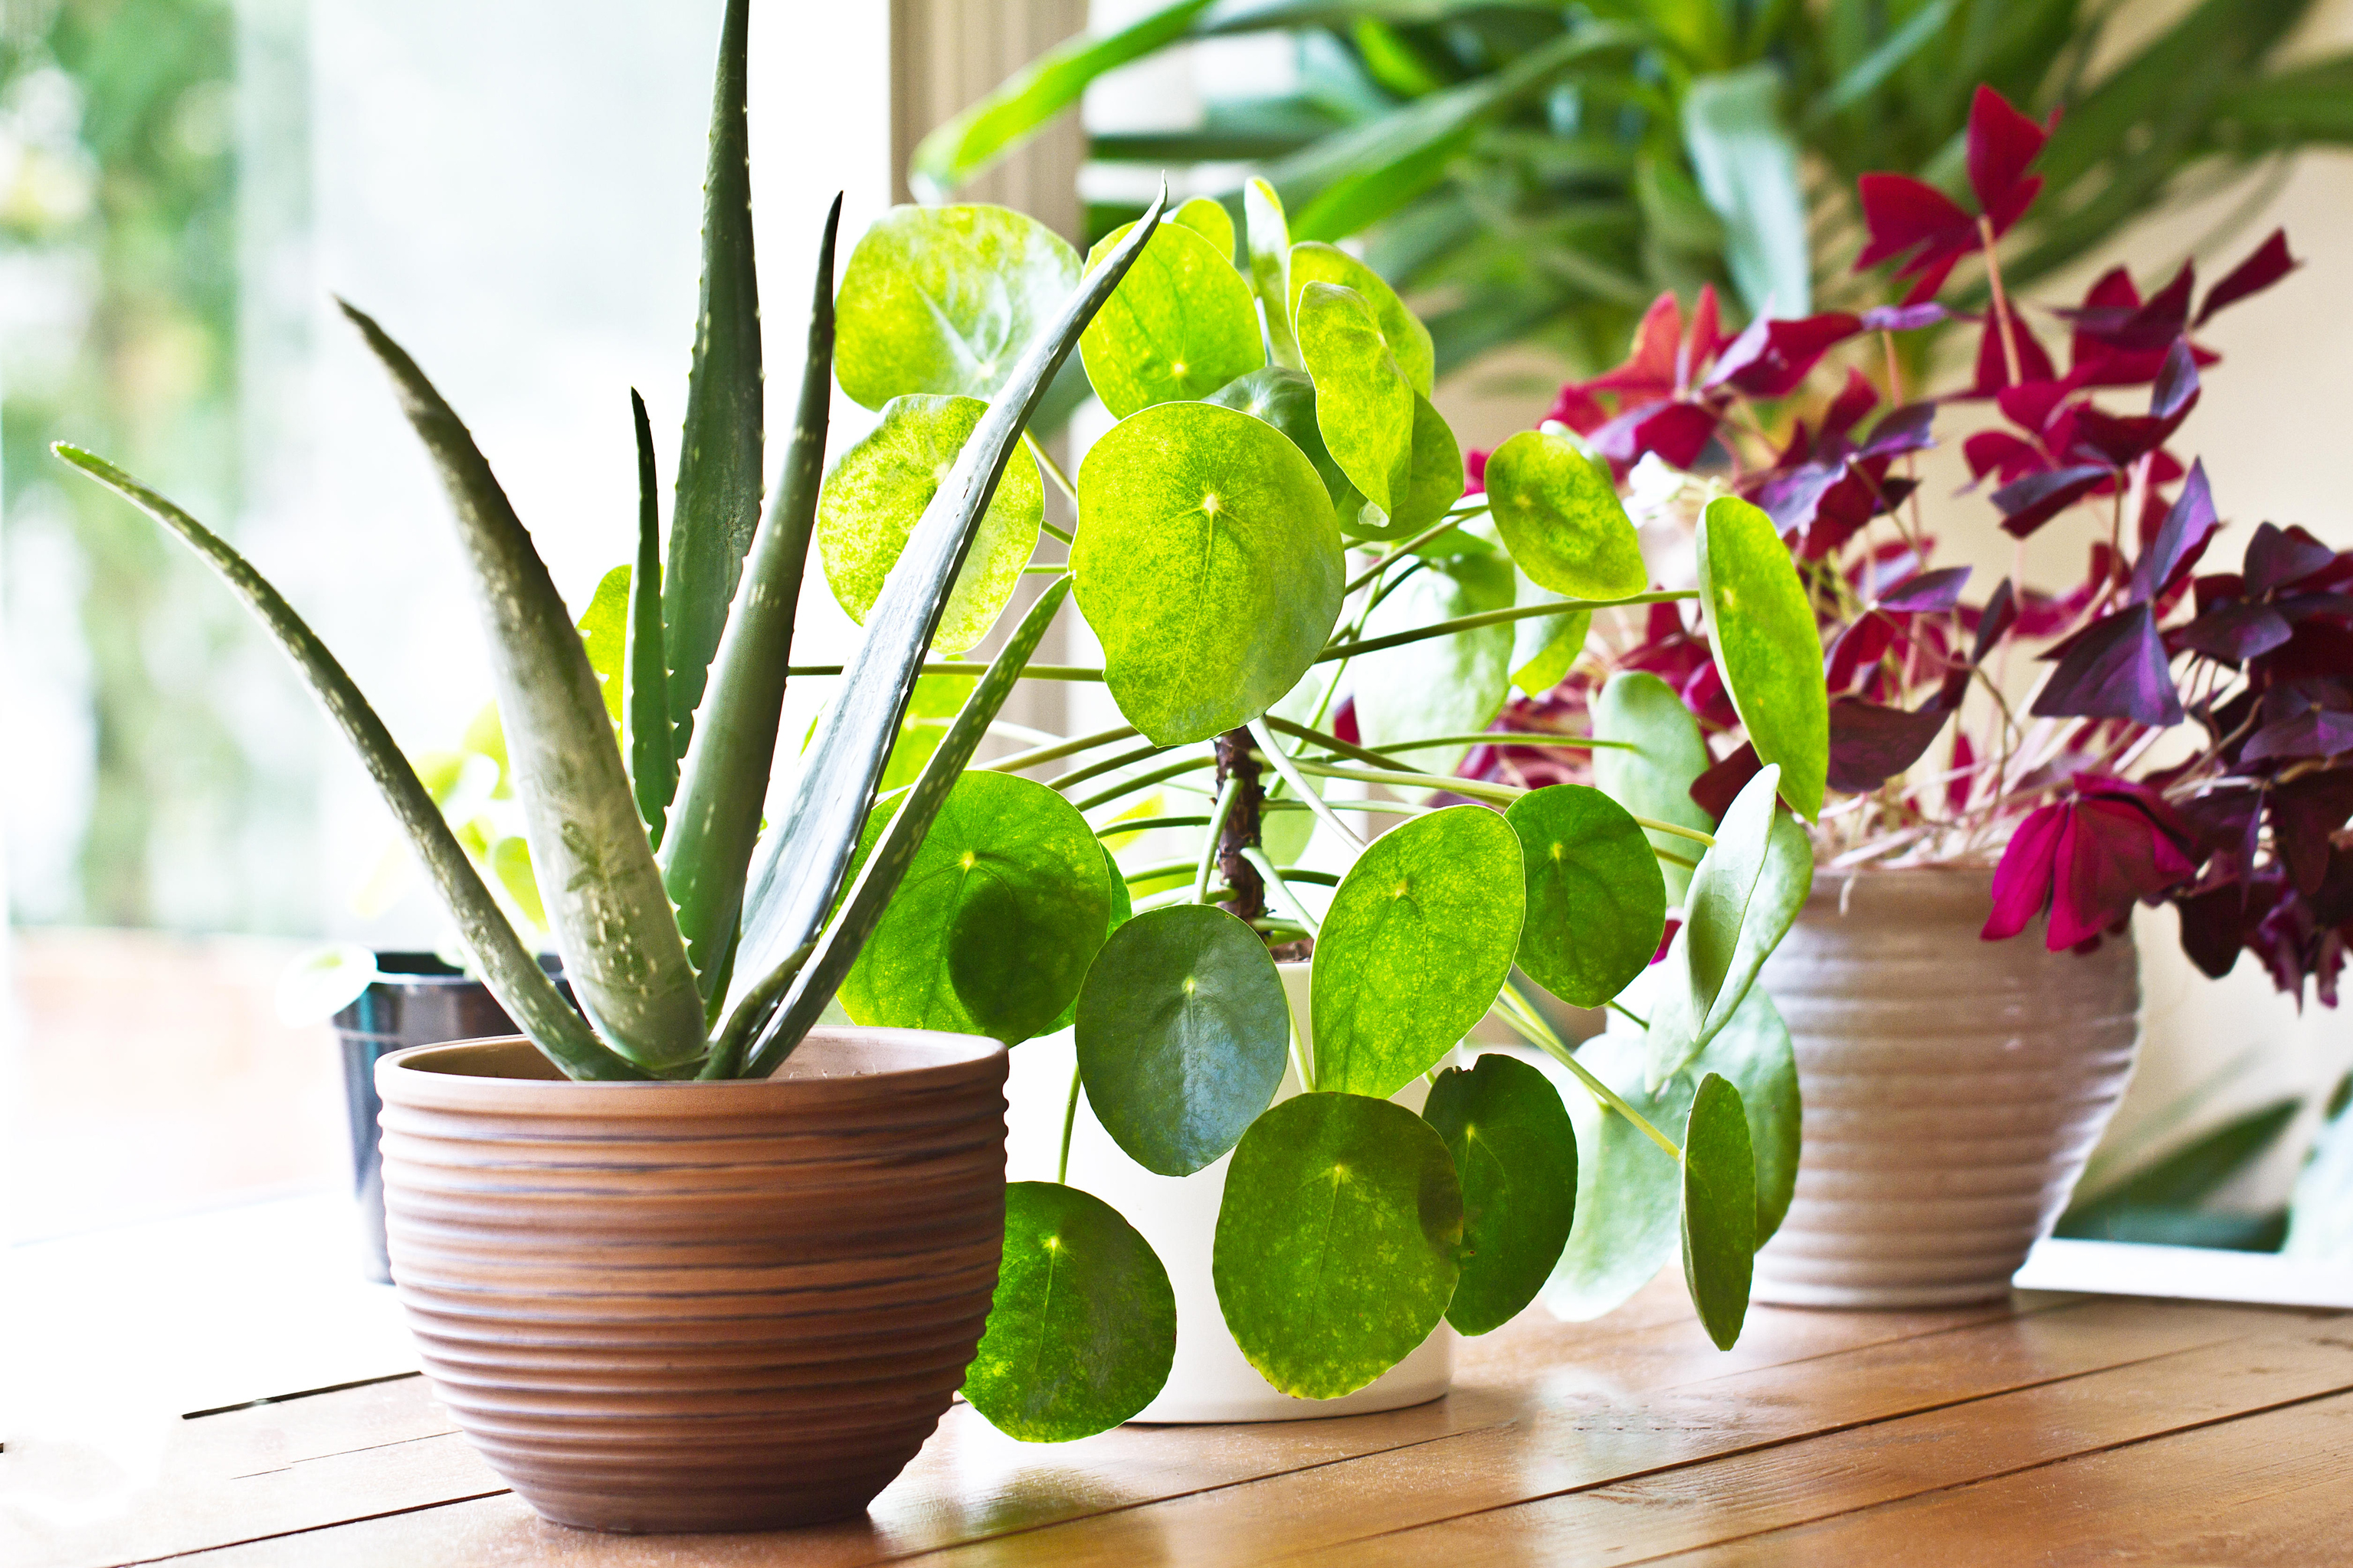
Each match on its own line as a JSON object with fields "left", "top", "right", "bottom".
{"left": 1008, "top": 962, "right": 1453, "bottom": 1422}
{"left": 1752, "top": 866, "right": 2142, "bottom": 1308}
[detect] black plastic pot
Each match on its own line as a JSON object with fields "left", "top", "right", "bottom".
{"left": 332, "top": 952, "right": 568, "bottom": 1282}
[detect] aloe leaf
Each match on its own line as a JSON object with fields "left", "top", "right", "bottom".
{"left": 661, "top": 0, "right": 762, "bottom": 771}
{"left": 739, "top": 577, "right": 1075, "bottom": 1076}
{"left": 729, "top": 198, "right": 1168, "bottom": 1020}
{"left": 340, "top": 303, "right": 706, "bottom": 1072}
{"left": 53, "top": 444, "right": 645, "bottom": 1082}
{"left": 662, "top": 195, "right": 840, "bottom": 996}
{"left": 625, "top": 391, "right": 673, "bottom": 844}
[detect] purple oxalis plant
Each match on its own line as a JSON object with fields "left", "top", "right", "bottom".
{"left": 1463, "top": 84, "right": 2351, "bottom": 1008}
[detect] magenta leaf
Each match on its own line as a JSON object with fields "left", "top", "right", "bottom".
{"left": 2129, "top": 460, "right": 2217, "bottom": 605}
{"left": 1994, "top": 463, "right": 2110, "bottom": 537}
{"left": 1860, "top": 401, "right": 1937, "bottom": 459}
{"left": 1982, "top": 802, "right": 2067, "bottom": 941}
{"left": 2246, "top": 522, "right": 2340, "bottom": 595}
{"left": 2194, "top": 229, "right": 2300, "bottom": 328}
{"left": 1969, "top": 577, "right": 2019, "bottom": 666}
{"left": 1879, "top": 565, "right": 1971, "bottom": 614}
{"left": 1590, "top": 398, "right": 1719, "bottom": 472}
{"left": 1969, "top": 310, "right": 2057, "bottom": 394}
{"left": 2048, "top": 790, "right": 2195, "bottom": 950}
{"left": 1821, "top": 369, "right": 1880, "bottom": 440}
{"left": 2149, "top": 339, "right": 2201, "bottom": 420}
{"left": 2062, "top": 261, "right": 2195, "bottom": 352}
{"left": 2272, "top": 772, "right": 2353, "bottom": 894}
{"left": 1587, "top": 291, "right": 1684, "bottom": 398}
{"left": 1853, "top": 172, "right": 1975, "bottom": 300}
{"left": 1965, "top": 84, "right": 2051, "bottom": 232}
{"left": 2243, "top": 710, "right": 2353, "bottom": 764}
{"left": 1706, "top": 312, "right": 1863, "bottom": 398}
{"left": 2031, "top": 602, "right": 2185, "bottom": 726}
{"left": 2172, "top": 601, "right": 2291, "bottom": 663}
{"left": 1827, "top": 698, "right": 1951, "bottom": 793}
{"left": 1688, "top": 741, "right": 1761, "bottom": 823}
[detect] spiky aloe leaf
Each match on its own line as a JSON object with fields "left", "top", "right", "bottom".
{"left": 662, "top": 0, "right": 761, "bottom": 771}
{"left": 727, "top": 193, "right": 1168, "bottom": 1010}
{"left": 341, "top": 303, "right": 706, "bottom": 1072}
{"left": 52, "top": 445, "right": 645, "bottom": 1082}
{"left": 662, "top": 195, "right": 840, "bottom": 996}
{"left": 626, "top": 391, "right": 673, "bottom": 845}
{"left": 741, "top": 576, "right": 1071, "bottom": 1077}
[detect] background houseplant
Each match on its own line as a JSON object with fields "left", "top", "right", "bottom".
{"left": 919, "top": 0, "right": 2353, "bottom": 377}
{"left": 1457, "top": 84, "right": 2349, "bottom": 1301}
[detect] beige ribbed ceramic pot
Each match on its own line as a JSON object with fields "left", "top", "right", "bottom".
{"left": 1752, "top": 866, "right": 2141, "bottom": 1308}
{"left": 376, "top": 1029, "right": 1006, "bottom": 1534}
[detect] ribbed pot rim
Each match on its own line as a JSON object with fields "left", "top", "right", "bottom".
{"left": 378, "top": 1028, "right": 1005, "bottom": 1119}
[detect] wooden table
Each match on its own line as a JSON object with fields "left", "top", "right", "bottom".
{"left": 16, "top": 1275, "right": 2353, "bottom": 1566}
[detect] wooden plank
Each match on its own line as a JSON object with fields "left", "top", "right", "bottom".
{"left": 870, "top": 1298, "right": 2296, "bottom": 1566}
{"left": 1653, "top": 1385, "right": 2353, "bottom": 1565}
{"left": 133, "top": 1281, "right": 2037, "bottom": 1566}
{"left": 1286, "top": 1323, "right": 2353, "bottom": 1565}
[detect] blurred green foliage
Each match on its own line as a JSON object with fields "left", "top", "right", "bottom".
{"left": 923, "top": 0, "right": 2353, "bottom": 378}
{"left": 2, "top": 0, "right": 265, "bottom": 928}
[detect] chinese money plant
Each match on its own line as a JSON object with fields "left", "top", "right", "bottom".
{"left": 55, "top": 2, "right": 1828, "bottom": 1445}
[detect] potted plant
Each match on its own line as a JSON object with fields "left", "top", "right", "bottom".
{"left": 61, "top": 6, "right": 1830, "bottom": 1529}
{"left": 1465, "top": 84, "right": 2348, "bottom": 1308}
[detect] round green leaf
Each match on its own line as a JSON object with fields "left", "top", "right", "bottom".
{"left": 1212, "top": 1092, "right": 1463, "bottom": 1399}
{"left": 1591, "top": 670, "right": 1714, "bottom": 905}
{"left": 1506, "top": 784, "right": 1666, "bottom": 1009}
{"left": 1311, "top": 806, "right": 1526, "bottom": 1098}
{"left": 1681, "top": 1072, "right": 1756, "bottom": 1350}
{"left": 1170, "top": 195, "right": 1236, "bottom": 260}
{"left": 1350, "top": 546, "right": 1514, "bottom": 784}
{"left": 1072, "top": 401, "right": 1343, "bottom": 746}
{"left": 1076, "top": 905, "right": 1290, "bottom": 1176}
{"left": 1080, "top": 219, "right": 1264, "bottom": 417}
{"left": 1703, "top": 981, "right": 1801, "bottom": 1246}
{"left": 964, "top": 1182, "right": 1175, "bottom": 1441}
{"left": 1423, "top": 1052, "right": 1578, "bottom": 1336}
{"left": 1484, "top": 430, "right": 1648, "bottom": 600}
{"left": 1296, "top": 281, "right": 1413, "bottom": 516}
{"left": 1699, "top": 495, "right": 1828, "bottom": 820}
{"left": 834, "top": 205, "right": 1082, "bottom": 408}
{"left": 1542, "top": 1029, "right": 1681, "bottom": 1322}
{"left": 841, "top": 771, "right": 1109, "bottom": 1044}
{"left": 1286, "top": 241, "right": 1434, "bottom": 395}
{"left": 1643, "top": 765, "right": 1811, "bottom": 1085}
{"left": 818, "top": 394, "right": 1042, "bottom": 653}
{"left": 1043, "top": 842, "right": 1133, "bottom": 1036}
{"left": 1509, "top": 578, "right": 1588, "bottom": 697}
{"left": 1204, "top": 365, "right": 1350, "bottom": 512}
{"left": 1344, "top": 393, "right": 1465, "bottom": 539}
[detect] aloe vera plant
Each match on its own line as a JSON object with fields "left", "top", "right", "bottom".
{"left": 59, "top": 3, "right": 1827, "bottom": 1445}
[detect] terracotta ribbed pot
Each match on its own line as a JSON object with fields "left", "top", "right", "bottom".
{"left": 375, "top": 1028, "right": 1007, "bottom": 1534}
{"left": 1752, "top": 866, "right": 2142, "bottom": 1308}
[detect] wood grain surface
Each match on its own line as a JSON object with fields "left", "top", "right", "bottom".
{"left": 10, "top": 1277, "right": 2351, "bottom": 1566}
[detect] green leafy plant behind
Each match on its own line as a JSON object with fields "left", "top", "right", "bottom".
{"left": 64, "top": 11, "right": 1833, "bottom": 1444}
{"left": 923, "top": 0, "right": 2353, "bottom": 372}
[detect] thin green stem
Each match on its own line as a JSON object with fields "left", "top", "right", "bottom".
{"left": 1097, "top": 813, "right": 1210, "bottom": 836}
{"left": 1375, "top": 732, "right": 1633, "bottom": 755}
{"left": 1266, "top": 796, "right": 1437, "bottom": 819}
{"left": 1315, "top": 591, "right": 1697, "bottom": 664}
{"left": 1629, "top": 815, "right": 1715, "bottom": 847}
{"left": 1495, "top": 983, "right": 1680, "bottom": 1160}
{"left": 1057, "top": 1060, "right": 1082, "bottom": 1185}
{"left": 1342, "top": 512, "right": 1480, "bottom": 595}
{"left": 1607, "top": 999, "right": 1651, "bottom": 1031}
{"left": 1052, "top": 738, "right": 1175, "bottom": 794}
{"left": 1653, "top": 844, "right": 1699, "bottom": 871}
{"left": 788, "top": 661, "right": 1104, "bottom": 680}
{"left": 1273, "top": 755, "right": 1524, "bottom": 807}
{"left": 1248, "top": 719, "right": 1365, "bottom": 851}
{"left": 1241, "top": 846, "right": 1321, "bottom": 937}
{"left": 1122, "top": 858, "right": 1198, "bottom": 885}
{"left": 1025, "top": 427, "right": 1080, "bottom": 506}
{"left": 1071, "top": 753, "right": 1217, "bottom": 812}
{"left": 979, "top": 723, "right": 1137, "bottom": 774}
{"left": 1196, "top": 776, "right": 1242, "bottom": 904}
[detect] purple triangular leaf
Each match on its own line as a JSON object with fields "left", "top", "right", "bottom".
{"left": 2246, "top": 522, "right": 2339, "bottom": 594}
{"left": 2271, "top": 771, "right": 2353, "bottom": 894}
{"left": 2242, "top": 709, "right": 2353, "bottom": 764}
{"left": 2149, "top": 339, "right": 2200, "bottom": 419}
{"left": 2129, "top": 459, "right": 2217, "bottom": 605}
{"left": 1994, "top": 463, "right": 2111, "bottom": 537}
{"left": 2173, "top": 601, "right": 2292, "bottom": 663}
{"left": 2030, "top": 601, "right": 2185, "bottom": 725}
{"left": 2194, "top": 229, "right": 2299, "bottom": 328}
{"left": 1879, "top": 565, "right": 1972, "bottom": 614}
{"left": 1827, "top": 698, "right": 1952, "bottom": 793}
{"left": 1969, "top": 578, "right": 2018, "bottom": 666}
{"left": 1859, "top": 401, "right": 1938, "bottom": 460}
